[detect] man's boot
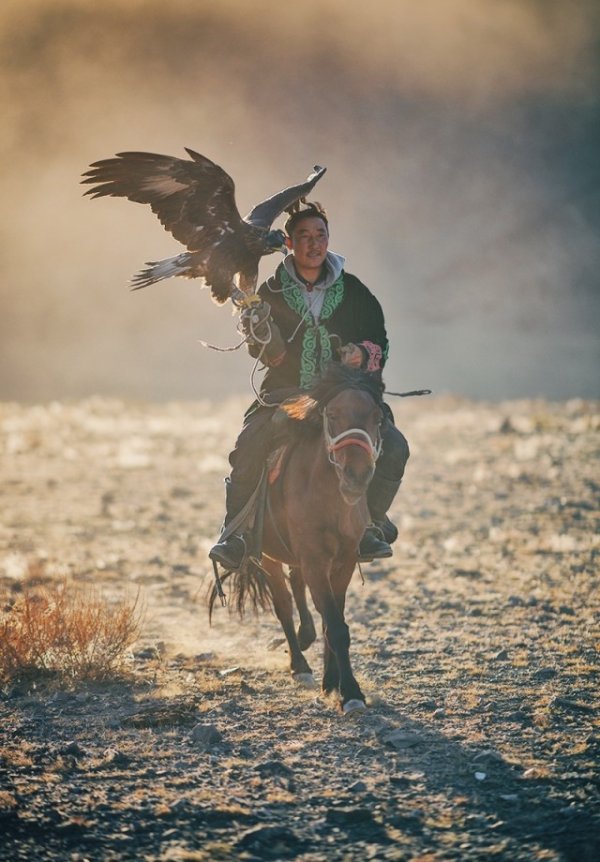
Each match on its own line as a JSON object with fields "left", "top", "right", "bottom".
{"left": 358, "top": 475, "right": 402, "bottom": 562}
{"left": 358, "top": 524, "right": 393, "bottom": 562}
{"left": 209, "top": 477, "right": 255, "bottom": 570}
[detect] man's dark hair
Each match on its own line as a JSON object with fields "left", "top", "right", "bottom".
{"left": 284, "top": 202, "right": 329, "bottom": 237}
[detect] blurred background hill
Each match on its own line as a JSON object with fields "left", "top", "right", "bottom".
{"left": 1, "top": 0, "right": 599, "bottom": 402}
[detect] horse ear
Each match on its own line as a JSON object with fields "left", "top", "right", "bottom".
{"left": 280, "top": 394, "right": 318, "bottom": 421}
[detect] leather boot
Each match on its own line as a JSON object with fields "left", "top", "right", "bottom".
{"left": 209, "top": 534, "right": 247, "bottom": 570}
{"left": 209, "top": 477, "right": 255, "bottom": 570}
{"left": 358, "top": 525, "right": 393, "bottom": 562}
{"left": 367, "top": 474, "right": 402, "bottom": 544}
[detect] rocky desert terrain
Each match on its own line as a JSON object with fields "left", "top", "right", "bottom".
{"left": 0, "top": 394, "right": 598, "bottom": 861}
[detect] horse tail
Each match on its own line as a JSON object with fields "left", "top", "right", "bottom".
{"left": 208, "top": 563, "right": 274, "bottom": 623}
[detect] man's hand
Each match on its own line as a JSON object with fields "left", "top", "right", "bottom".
{"left": 240, "top": 300, "right": 272, "bottom": 344}
{"left": 241, "top": 300, "right": 286, "bottom": 366}
{"left": 339, "top": 343, "right": 364, "bottom": 369}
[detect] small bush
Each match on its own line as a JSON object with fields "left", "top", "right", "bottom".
{"left": 0, "top": 582, "right": 141, "bottom": 683}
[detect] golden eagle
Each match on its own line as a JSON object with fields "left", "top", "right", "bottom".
{"left": 82, "top": 149, "right": 326, "bottom": 303}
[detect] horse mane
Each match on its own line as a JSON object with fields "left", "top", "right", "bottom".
{"left": 280, "top": 363, "right": 384, "bottom": 429}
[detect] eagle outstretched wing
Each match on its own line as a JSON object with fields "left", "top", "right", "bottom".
{"left": 244, "top": 165, "right": 327, "bottom": 227}
{"left": 82, "top": 148, "right": 242, "bottom": 252}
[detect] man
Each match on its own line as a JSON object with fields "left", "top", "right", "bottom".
{"left": 209, "top": 203, "right": 409, "bottom": 570}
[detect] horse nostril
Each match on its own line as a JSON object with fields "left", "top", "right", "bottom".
{"left": 344, "top": 463, "right": 373, "bottom": 491}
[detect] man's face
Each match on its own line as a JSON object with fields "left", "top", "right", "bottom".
{"left": 288, "top": 216, "right": 329, "bottom": 274}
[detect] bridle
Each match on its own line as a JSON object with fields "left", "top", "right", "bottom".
{"left": 322, "top": 406, "right": 383, "bottom": 469}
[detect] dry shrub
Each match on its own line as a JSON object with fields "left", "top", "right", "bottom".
{"left": 0, "top": 582, "right": 141, "bottom": 683}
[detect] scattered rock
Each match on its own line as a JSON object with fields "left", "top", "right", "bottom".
{"left": 48, "top": 690, "right": 75, "bottom": 705}
{"left": 326, "top": 806, "right": 375, "bottom": 825}
{"left": 550, "top": 696, "right": 594, "bottom": 713}
{"left": 473, "top": 749, "right": 504, "bottom": 763}
{"left": 135, "top": 646, "right": 162, "bottom": 660}
{"left": 454, "top": 568, "right": 482, "bottom": 579}
{"left": 219, "top": 666, "right": 241, "bottom": 677}
{"left": 347, "top": 780, "right": 368, "bottom": 793}
{"left": 189, "top": 723, "right": 222, "bottom": 747}
{"left": 507, "top": 595, "right": 525, "bottom": 607}
{"left": 389, "top": 775, "right": 411, "bottom": 789}
{"left": 379, "top": 728, "right": 424, "bottom": 749}
{"left": 60, "top": 741, "right": 87, "bottom": 758}
{"left": 101, "top": 748, "right": 132, "bottom": 768}
{"left": 122, "top": 702, "right": 199, "bottom": 728}
{"left": 253, "top": 759, "right": 293, "bottom": 778}
{"left": 235, "top": 825, "right": 303, "bottom": 855}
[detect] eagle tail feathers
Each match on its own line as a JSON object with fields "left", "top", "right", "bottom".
{"left": 130, "top": 252, "right": 196, "bottom": 290}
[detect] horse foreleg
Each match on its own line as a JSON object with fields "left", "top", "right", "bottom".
{"left": 305, "top": 558, "right": 365, "bottom": 709}
{"left": 321, "top": 619, "right": 340, "bottom": 696}
{"left": 330, "top": 559, "right": 366, "bottom": 710}
{"left": 289, "top": 567, "right": 317, "bottom": 651}
{"left": 322, "top": 596, "right": 365, "bottom": 709}
{"left": 261, "top": 558, "right": 313, "bottom": 680}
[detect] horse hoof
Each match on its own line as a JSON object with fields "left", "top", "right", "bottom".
{"left": 297, "top": 625, "right": 317, "bottom": 652}
{"left": 343, "top": 699, "right": 367, "bottom": 715}
{"left": 293, "top": 673, "right": 317, "bottom": 689}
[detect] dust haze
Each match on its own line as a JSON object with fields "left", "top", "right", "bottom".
{"left": 1, "top": 0, "right": 599, "bottom": 402}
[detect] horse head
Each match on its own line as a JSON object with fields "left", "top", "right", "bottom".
{"left": 322, "top": 387, "right": 382, "bottom": 503}
{"left": 281, "top": 364, "right": 384, "bottom": 505}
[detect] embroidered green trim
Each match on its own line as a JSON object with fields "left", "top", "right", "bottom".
{"left": 279, "top": 269, "right": 345, "bottom": 388}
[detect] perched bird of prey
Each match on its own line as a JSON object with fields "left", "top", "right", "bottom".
{"left": 82, "top": 149, "right": 326, "bottom": 303}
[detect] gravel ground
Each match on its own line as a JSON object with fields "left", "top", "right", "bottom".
{"left": 0, "top": 394, "right": 598, "bottom": 861}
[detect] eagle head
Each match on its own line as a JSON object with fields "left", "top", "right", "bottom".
{"left": 264, "top": 228, "right": 287, "bottom": 255}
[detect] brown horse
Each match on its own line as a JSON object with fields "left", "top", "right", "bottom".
{"left": 211, "top": 365, "right": 384, "bottom": 713}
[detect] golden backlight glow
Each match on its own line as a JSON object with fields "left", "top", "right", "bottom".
{"left": 1, "top": 0, "right": 598, "bottom": 400}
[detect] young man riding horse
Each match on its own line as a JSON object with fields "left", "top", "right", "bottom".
{"left": 209, "top": 203, "right": 409, "bottom": 570}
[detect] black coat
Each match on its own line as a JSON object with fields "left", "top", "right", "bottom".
{"left": 254, "top": 263, "right": 388, "bottom": 395}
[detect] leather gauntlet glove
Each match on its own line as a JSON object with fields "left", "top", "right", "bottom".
{"left": 241, "top": 301, "right": 286, "bottom": 365}
{"left": 241, "top": 300, "right": 271, "bottom": 343}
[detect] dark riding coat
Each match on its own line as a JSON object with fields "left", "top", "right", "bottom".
{"left": 253, "top": 264, "right": 389, "bottom": 395}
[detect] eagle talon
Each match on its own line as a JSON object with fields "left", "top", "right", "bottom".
{"left": 238, "top": 294, "right": 262, "bottom": 309}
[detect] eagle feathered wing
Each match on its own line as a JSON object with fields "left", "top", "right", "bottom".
{"left": 244, "top": 165, "right": 327, "bottom": 227}
{"left": 81, "top": 148, "right": 244, "bottom": 252}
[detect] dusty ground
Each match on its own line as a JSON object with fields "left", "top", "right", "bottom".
{"left": 0, "top": 394, "right": 598, "bottom": 861}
